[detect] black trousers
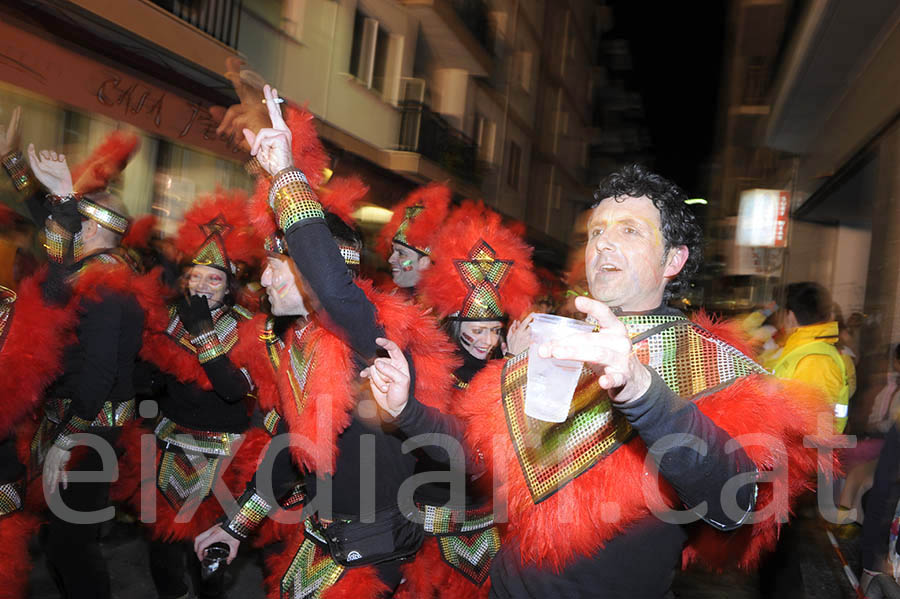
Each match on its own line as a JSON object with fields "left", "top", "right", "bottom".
{"left": 45, "top": 440, "right": 116, "bottom": 599}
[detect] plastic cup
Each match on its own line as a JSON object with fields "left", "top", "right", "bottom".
{"left": 524, "top": 314, "right": 595, "bottom": 422}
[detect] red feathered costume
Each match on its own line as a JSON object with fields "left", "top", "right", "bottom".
{"left": 119, "top": 190, "right": 273, "bottom": 546}
{"left": 396, "top": 203, "right": 539, "bottom": 599}
{"left": 219, "top": 119, "right": 460, "bottom": 599}
{"left": 0, "top": 277, "right": 77, "bottom": 598}
{"left": 451, "top": 310, "right": 838, "bottom": 596}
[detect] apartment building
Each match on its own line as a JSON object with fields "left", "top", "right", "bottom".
{"left": 709, "top": 0, "right": 900, "bottom": 411}
{"left": 0, "top": 0, "right": 607, "bottom": 263}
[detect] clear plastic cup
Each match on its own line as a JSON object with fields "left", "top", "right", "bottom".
{"left": 524, "top": 314, "right": 595, "bottom": 422}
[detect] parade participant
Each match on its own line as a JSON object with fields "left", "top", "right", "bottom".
{"left": 0, "top": 206, "right": 76, "bottom": 598}
{"left": 23, "top": 135, "right": 158, "bottom": 599}
{"left": 391, "top": 202, "right": 539, "bottom": 598}
{"left": 193, "top": 84, "right": 458, "bottom": 599}
{"left": 376, "top": 183, "right": 451, "bottom": 293}
{"left": 363, "top": 164, "right": 838, "bottom": 598}
{"left": 768, "top": 282, "right": 853, "bottom": 433}
{"left": 131, "top": 191, "right": 270, "bottom": 599}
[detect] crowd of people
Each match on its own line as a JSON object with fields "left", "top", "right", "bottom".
{"left": 0, "top": 64, "right": 888, "bottom": 599}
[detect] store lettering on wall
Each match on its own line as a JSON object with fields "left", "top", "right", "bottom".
{"left": 96, "top": 73, "right": 242, "bottom": 153}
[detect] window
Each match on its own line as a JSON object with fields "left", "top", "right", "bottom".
{"left": 349, "top": 10, "right": 403, "bottom": 103}
{"left": 506, "top": 141, "right": 521, "bottom": 190}
{"left": 475, "top": 115, "right": 497, "bottom": 164}
{"left": 513, "top": 50, "right": 533, "bottom": 93}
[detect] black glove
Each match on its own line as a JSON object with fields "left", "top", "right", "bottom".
{"left": 177, "top": 294, "right": 215, "bottom": 337}
{"left": 49, "top": 197, "right": 83, "bottom": 235}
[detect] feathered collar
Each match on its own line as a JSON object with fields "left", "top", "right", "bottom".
{"left": 140, "top": 299, "right": 262, "bottom": 391}
{"left": 459, "top": 311, "right": 834, "bottom": 573}
{"left": 0, "top": 273, "right": 78, "bottom": 436}
{"left": 268, "top": 278, "right": 459, "bottom": 475}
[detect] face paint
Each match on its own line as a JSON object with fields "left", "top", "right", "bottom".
{"left": 401, "top": 259, "right": 414, "bottom": 272}
{"left": 458, "top": 321, "right": 503, "bottom": 360}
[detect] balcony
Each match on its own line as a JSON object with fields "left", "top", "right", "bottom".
{"left": 399, "top": 0, "right": 493, "bottom": 76}
{"left": 149, "top": 0, "right": 242, "bottom": 48}
{"left": 398, "top": 101, "right": 481, "bottom": 185}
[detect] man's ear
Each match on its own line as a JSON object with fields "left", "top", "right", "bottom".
{"left": 663, "top": 245, "right": 689, "bottom": 278}
{"left": 81, "top": 219, "right": 97, "bottom": 241}
{"left": 417, "top": 255, "right": 432, "bottom": 271}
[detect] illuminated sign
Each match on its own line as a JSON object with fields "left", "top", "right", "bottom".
{"left": 736, "top": 189, "right": 791, "bottom": 248}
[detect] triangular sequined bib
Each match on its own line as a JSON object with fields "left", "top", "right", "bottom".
{"left": 502, "top": 314, "right": 766, "bottom": 503}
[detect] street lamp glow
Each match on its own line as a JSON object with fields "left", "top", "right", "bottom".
{"left": 685, "top": 198, "right": 707, "bottom": 205}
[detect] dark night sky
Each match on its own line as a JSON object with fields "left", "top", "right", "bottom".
{"left": 607, "top": 1, "right": 728, "bottom": 196}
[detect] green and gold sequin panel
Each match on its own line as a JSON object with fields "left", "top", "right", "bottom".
{"left": 269, "top": 170, "right": 325, "bottom": 232}
{"left": 42, "top": 397, "right": 135, "bottom": 428}
{"left": 621, "top": 315, "right": 766, "bottom": 396}
{"left": 0, "top": 480, "right": 24, "bottom": 518}
{"left": 224, "top": 488, "right": 273, "bottom": 540}
{"left": 78, "top": 197, "right": 129, "bottom": 234}
{"left": 0, "top": 286, "right": 15, "bottom": 352}
{"left": 503, "top": 315, "right": 766, "bottom": 504}
{"left": 263, "top": 408, "right": 283, "bottom": 436}
{"left": 285, "top": 323, "right": 319, "bottom": 416}
{"left": 419, "top": 503, "right": 495, "bottom": 536}
{"left": 157, "top": 445, "right": 222, "bottom": 512}
{"left": 2, "top": 150, "right": 34, "bottom": 192}
{"left": 436, "top": 526, "right": 501, "bottom": 586}
{"left": 453, "top": 240, "right": 512, "bottom": 320}
{"left": 393, "top": 204, "right": 429, "bottom": 255}
{"left": 154, "top": 416, "right": 241, "bottom": 456}
{"left": 503, "top": 352, "right": 632, "bottom": 504}
{"left": 281, "top": 523, "right": 346, "bottom": 599}
{"left": 44, "top": 218, "right": 74, "bottom": 264}
{"left": 192, "top": 329, "right": 227, "bottom": 364}
{"left": 166, "top": 305, "right": 240, "bottom": 358}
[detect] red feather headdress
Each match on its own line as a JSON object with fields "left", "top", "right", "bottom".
{"left": 419, "top": 202, "right": 539, "bottom": 321}
{"left": 175, "top": 189, "right": 264, "bottom": 274}
{"left": 70, "top": 130, "right": 140, "bottom": 195}
{"left": 376, "top": 182, "right": 451, "bottom": 258}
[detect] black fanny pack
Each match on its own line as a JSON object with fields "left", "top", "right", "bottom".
{"left": 309, "top": 507, "right": 424, "bottom": 568}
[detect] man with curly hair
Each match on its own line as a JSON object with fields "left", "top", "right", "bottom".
{"left": 362, "top": 163, "right": 835, "bottom": 598}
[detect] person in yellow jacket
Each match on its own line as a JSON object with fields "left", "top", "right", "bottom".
{"left": 766, "top": 282, "right": 853, "bottom": 433}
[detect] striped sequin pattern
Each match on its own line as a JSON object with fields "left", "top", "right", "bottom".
{"left": 503, "top": 314, "right": 767, "bottom": 504}
{"left": 280, "top": 521, "right": 346, "bottom": 599}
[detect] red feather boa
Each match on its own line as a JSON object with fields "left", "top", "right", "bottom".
{"left": 0, "top": 273, "right": 77, "bottom": 435}
{"left": 460, "top": 347, "right": 837, "bottom": 573}
{"left": 274, "top": 279, "right": 458, "bottom": 474}
{"left": 0, "top": 511, "right": 42, "bottom": 599}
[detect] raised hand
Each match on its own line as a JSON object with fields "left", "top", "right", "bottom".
{"left": 210, "top": 58, "right": 271, "bottom": 152}
{"left": 241, "top": 85, "right": 293, "bottom": 177}
{"left": 536, "top": 295, "right": 651, "bottom": 404}
{"left": 506, "top": 312, "right": 535, "bottom": 356}
{"left": 360, "top": 337, "right": 411, "bottom": 417}
{"left": 0, "top": 106, "right": 21, "bottom": 156}
{"left": 27, "top": 144, "right": 74, "bottom": 197}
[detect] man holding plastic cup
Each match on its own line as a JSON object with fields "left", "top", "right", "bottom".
{"left": 356, "top": 165, "right": 838, "bottom": 598}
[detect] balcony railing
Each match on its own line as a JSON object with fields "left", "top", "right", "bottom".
{"left": 399, "top": 101, "right": 481, "bottom": 185}
{"left": 150, "top": 0, "right": 242, "bottom": 48}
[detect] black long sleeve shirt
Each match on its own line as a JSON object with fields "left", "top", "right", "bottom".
{"left": 254, "top": 214, "right": 420, "bottom": 518}
{"left": 156, "top": 320, "right": 253, "bottom": 434}
{"left": 47, "top": 279, "right": 144, "bottom": 429}
{"left": 395, "top": 363, "right": 758, "bottom": 598}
